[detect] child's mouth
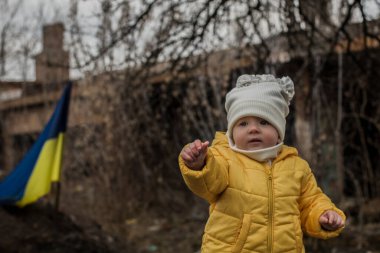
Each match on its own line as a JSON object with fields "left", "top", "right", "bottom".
{"left": 248, "top": 139, "right": 262, "bottom": 144}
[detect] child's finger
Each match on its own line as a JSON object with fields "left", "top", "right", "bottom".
{"left": 183, "top": 146, "right": 196, "bottom": 160}
{"left": 328, "top": 213, "right": 336, "bottom": 224}
{"left": 325, "top": 212, "right": 331, "bottom": 222}
{"left": 324, "top": 211, "right": 335, "bottom": 224}
{"left": 336, "top": 216, "right": 344, "bottom": 227}
{"left": 319, "top": 215, "right": 328, "bottom": 224}
{"left": 200, "top": 141, "right": 209, "bottom": 153}
{"left": 189, "top": 142, "right": 200, "bottom": 156}
{"left": 181, "top": 149, "right": 194, "bottom": 161}
{"left": 331, "top": 212, "right": 341, "bottom": 225}
{"left": 194, "top": 139, "right": 202, "bottom": 150}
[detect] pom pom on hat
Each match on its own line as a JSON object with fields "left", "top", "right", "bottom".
{"left": 225, "top": 74, "right": 294, "bottom": 143}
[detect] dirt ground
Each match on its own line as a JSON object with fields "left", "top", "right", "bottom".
{"left": 0, "top": 204, "right": 131, "bottom": 253}
{"left": 1, "top": 203, "right": 380, "bottom": 253}
{"left": 0, "top": 202, "right": 205, "bottom": 253}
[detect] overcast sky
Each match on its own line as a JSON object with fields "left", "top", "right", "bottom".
{"left": 24, "top": 0, "right": 97, "bottom": 21}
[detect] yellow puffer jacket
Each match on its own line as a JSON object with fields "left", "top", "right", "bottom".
{"left": 179, "top": 132, "right": 345, "bottom": 253}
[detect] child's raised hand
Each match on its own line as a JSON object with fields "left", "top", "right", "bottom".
{"left": 180, "top": 139, "right": 209, "bottom": 171}
{"left": 319, "top": 210, "right": 345, "bottom": 231}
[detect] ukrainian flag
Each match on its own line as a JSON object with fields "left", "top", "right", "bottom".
{"left": 0, "top": 82, "right": 72, "bottom": 207}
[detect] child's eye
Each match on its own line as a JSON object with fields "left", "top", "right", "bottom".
{"left": 239, "top": 121, "right": 248, "bottom": 126}
{"left": 260, "top": 120, "right": 270, "bottom": 125}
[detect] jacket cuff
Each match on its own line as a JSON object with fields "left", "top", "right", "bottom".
{"left": 307, "top": 205, "right": 346, "bottom": 239}
{"left": 179, "top": 155, "right": 206, "bottom": 176}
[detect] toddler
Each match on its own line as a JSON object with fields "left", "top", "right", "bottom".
{"left": 179, "top": 74, "right": 345, "bottom": 253}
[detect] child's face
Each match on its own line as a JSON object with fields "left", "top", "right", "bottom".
{"left": 232, "top": 116, "right": 280, "bottom": 151}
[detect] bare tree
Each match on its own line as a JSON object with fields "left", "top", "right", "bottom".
{"left": 0, "top": 0, "right": 52, "bottom": 81}
{"left": 68, "top": 1, "right": 378, "bottom": 179}
{"left": 0, "top": 0, "right": 24, "bottom": 78}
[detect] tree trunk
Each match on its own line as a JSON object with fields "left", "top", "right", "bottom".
{"left": 294, "top": 70, "right": 313, "bottom": 163}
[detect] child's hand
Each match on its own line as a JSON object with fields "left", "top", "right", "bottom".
{"left": 319, "top": 210, "right": 345, "bottom": 231}
{"left": 180, "top": 139, "right": 209, "bottom": 171}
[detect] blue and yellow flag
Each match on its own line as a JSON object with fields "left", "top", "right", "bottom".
{"left": 0, "top": 82, "right": 72, "bottom": 207}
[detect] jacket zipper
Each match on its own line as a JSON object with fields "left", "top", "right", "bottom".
{"left": 267, "top": 168, "right": 274, "bottom": 253}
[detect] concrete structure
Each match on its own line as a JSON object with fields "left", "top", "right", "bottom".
{"left": 35, "top": 23, "right": 70, "bottom": 84}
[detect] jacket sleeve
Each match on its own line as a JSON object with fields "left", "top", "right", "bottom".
{"left": 298, "top": 160, "right": 346, "bottom": 239}
{"left": 178, "top": 147, "right": 229, "bottom": 203}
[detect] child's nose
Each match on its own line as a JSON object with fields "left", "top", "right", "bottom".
{"left": 248, "top": 122, "right": 260, "bottom": 133}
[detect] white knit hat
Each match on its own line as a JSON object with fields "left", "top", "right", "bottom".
{"left": 225, "top": 74, "right": 295, "bottom": 143}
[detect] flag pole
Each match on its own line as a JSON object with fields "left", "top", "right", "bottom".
{"left": 54, "top": 182, "right": 61, "bottom": 210}
{"left": 52, "top": 82, "right": 72, "bottom": 211}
